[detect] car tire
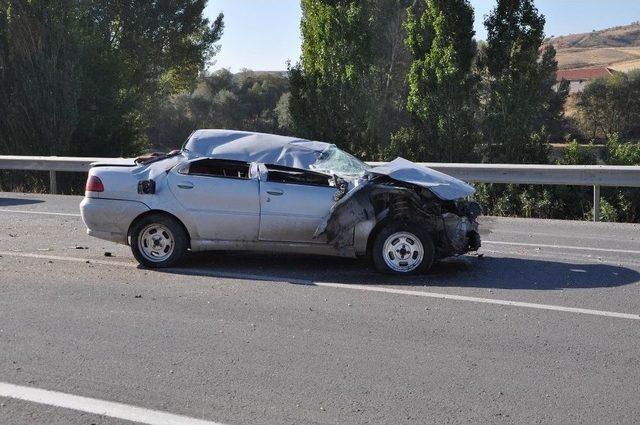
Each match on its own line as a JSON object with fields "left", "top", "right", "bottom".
{"left": 371, "top": 221, "right": 435, "bottom": 275}
{"left": 130, "top": 213, "right": 188, "bottom": 268}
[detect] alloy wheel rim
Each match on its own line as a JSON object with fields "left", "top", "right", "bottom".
{"left": 382, "top": 231, "right": 424, "bottom": 273}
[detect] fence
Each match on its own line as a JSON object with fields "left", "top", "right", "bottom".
{"left": 3, "top": 156, "right": 640, "bottom": 221}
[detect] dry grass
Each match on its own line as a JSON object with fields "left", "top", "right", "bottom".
{"left": 609, "top": 58, "right": 640, "bottom": 73}
{"left": 556, "top": 47, "right": 640, "bottom": 69}
{"left": 552, "top": 22, "right": 640, "bottom": 70}
{"left": 551, "top": 23, "right": 640, "bottom": 49}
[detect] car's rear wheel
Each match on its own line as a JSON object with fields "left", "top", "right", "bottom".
{"left": 130, "top": 214, "right": 188, "bottom": 268}
{"left": 371, "top": 221, "right": 434, "bottom": 275}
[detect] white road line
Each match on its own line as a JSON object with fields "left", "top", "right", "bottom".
{"left": 1, "top": 207, "right": 638, "bottom": 255}
{"left": 485, "top": 229, "right": 636, "bottom": 243}
{"left": 1, "top": 250, "right": 638, "bottom": 321}
{"left": 312, "top": 282, "right": 640, "bottom": 321}
{"left": 481, "top": 249, "right": 640, "bottom": 267}
{"left": 140, "top": 268, "right": 640, "bottom": 321}
{"left": 484, "top": 240, "right": 640, "bottom": 255}
{"left": 169, "top": 266, "right": 311, "bottom": 285}
{"left": 0, "top": 250, "right": 137, "bottom": 268}
{"left": 0, "top": 208, "right": 80, "bottom": 217}
{"left": 0, "top": 382, "right": 226, "bottom": 425}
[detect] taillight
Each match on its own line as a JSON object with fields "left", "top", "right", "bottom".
{"left": 86, "top": 175, "right": 104, "bottom": 192}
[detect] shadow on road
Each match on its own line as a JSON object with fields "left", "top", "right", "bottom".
{"left": 154, "top": 251, "right": 640, "bottom": 291}
{"left": 0, "top": 197, "right": 45, "bottom": 206}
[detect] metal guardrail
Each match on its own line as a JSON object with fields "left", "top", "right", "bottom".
{"left": 0, "top": 155, "right": 127, "bottom": 195}
{"left": 3, "top": 156, "right": 640, "bottom": 221}
{"left": 369, "top": 163, "right": 640, "bottom": 222}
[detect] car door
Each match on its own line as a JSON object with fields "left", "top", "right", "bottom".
{"left": 258, "top": 164, "right": 337, "bottom": 244}
{"left": 168, "top": 158, "right": 260, "bottom": 241}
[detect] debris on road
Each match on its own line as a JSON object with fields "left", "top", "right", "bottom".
{"left": 75, "top": 246, "right": 88, "bottom": 250}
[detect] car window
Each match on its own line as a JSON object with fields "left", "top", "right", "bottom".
{"left": 310, "top": 145, "right": 370, "bottom": 177}
{"left": 265, "top": 164, "right": 331, "bottom": 187}
{"left": 187, "top": 159, "right": 251, "bottom": 179}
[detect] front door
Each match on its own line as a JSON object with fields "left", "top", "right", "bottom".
{"left": 258, "top": 164, "right": 336, "bottom": 244}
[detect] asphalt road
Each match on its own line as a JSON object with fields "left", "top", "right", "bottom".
{"left": 1, "top": 192, "right": 639, "bottom": 425}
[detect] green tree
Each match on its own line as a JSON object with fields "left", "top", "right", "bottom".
{"left": 146, "top": 70, "right": 292, "bottom": 150}
{"left": 73, "top": 0, "right": 224, "bottom": 156}
{"left": 392, "top": 0, "right": 477, "bottom": 162}
{"left": 289, "top": 0, "right": 413, "bottom": 157}
{"left": 577, "top": 71, "right": 640, "bottom": 139}
{"left": 0, "top": 0, "right": 81, "bottom": 156}
{"left": 82, "top": 0, "right": 223, "bottom": 97}
{"left": 289, "top": 0, "right": 371, "bottom": 155}
{"left": 481, "top": 0, "right": 565, "bottom": 163}
{"left": 0, "top": 0, "right": 224, "bottom": 158}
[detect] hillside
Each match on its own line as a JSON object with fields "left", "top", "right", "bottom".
{"left": 550, "top": 23, "right": 640, "bottom": 70}
{"left": 551, "top": 22, "right": 640, "bottom": 49}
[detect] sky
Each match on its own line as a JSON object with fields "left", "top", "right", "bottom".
{"left": 205, "top": 0, "right": 640, "bottom": 72}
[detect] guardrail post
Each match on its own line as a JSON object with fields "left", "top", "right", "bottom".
{"left": 49, "top": 170, "right": 57, "bottom": 194}
{"left": 593, "top": 185, "right": 600, "bottom": 222}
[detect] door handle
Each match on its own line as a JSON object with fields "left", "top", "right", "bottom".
{"left": 266, "top": 189, "right": 284, "bottom": 196}
{"left": 177, "top": 181, "right": 194, "bottom": 189}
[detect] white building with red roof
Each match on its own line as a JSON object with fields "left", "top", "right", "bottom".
{"left": 556, "top": 67, "right": 618, "bottom": 93}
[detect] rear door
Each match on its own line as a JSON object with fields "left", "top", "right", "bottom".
{"left": 258, "top": 164, "right": 336, "bottom": 244}
{"left": 168, "top": 158, "right": 260, "bottom": 241}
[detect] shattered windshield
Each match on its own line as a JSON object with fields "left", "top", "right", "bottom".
{"left": 310, "top": 145, "right": 371, "bottom": 177}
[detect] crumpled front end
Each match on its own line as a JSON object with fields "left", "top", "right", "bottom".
{"left": 314, "top": 158, "right": 482, "bottom": 259}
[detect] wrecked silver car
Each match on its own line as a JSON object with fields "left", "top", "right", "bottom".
{"left": 80, "top": 129, "right": 481, "bottom": 274}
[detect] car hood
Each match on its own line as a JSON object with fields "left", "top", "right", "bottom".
{"left": 368, "top": 158, "right": 475, "bottom": 201}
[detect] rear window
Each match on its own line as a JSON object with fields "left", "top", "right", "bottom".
{"left": 188, "top": 159, "right": 250, "bottom": 179}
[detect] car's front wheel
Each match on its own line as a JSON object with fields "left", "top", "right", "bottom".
{"left": 371, "top": 221, "right": 435, "bottom": 275}
{"left": 130, "top": 214, "right": 188, "bottom": 268}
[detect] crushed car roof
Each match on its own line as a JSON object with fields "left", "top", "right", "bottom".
{"left": 184, "top": 130, "right": 474, "bottom": 200}
{"left": 183, "top": 129, "right": 332, "bottom": 169}
{"left": 182, "top": 130, "right": 474, "bottom": 200}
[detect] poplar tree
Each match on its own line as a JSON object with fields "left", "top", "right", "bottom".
{"left": 395, "top": 0, "right": 477, "bottom": 162}
{"left": 482, "top": 0, "right": 565, "bottom": 163}
{"left": 289, "top": 0, "right": 412, "bottom": 158}
{"left": 289, "top": 0, "right": 372, "bottom": 155}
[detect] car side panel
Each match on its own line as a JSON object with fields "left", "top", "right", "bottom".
{"left": 258, "top": 180, "right": 336, "bottom": 244}
{"left": 167, "top": 172, "right": 260, "bottom": 241}
{"left": 80, "top": 197, "right": 150, "bottom": 244}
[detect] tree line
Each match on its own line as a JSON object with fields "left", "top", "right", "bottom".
{"left": 0, "top": 0, "right": 223, "bottom": 157}
{"left": 289, "top": 0, "right": 567, "bottom": 165}
{"left": 1, "top": 0, "right": 639, "bottom": 221}
{"left": 0, "top": 0, "right": 567, "bottom": 163}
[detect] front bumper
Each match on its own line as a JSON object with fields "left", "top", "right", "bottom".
{"left": 80, "top": 197, "right": 150, "bottom": 245}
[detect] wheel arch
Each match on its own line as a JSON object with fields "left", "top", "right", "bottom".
{"left": 127, "top": 210, "right": 191, "bottom": 248}
{"left": 365, "top": 216, "right": 393, "bottom": 258}
{"left": 365, "top": 215, "right": 439, "bottom": 259}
